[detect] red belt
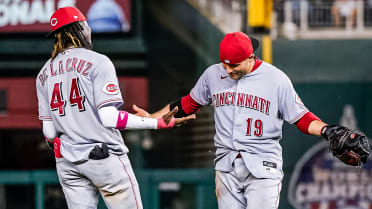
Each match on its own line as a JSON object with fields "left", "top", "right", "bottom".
{"left": 237, "top": 153, "right": 242, "bottom": 158}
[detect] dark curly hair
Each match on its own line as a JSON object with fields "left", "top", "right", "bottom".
{"left": 51, "top": 21, "right": 92, "bottom": 60}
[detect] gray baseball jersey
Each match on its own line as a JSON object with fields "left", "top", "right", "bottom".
{"left": 36, "top": 47, "right": 128, "bottom": 163}
{"left": 190, "top": 61, "right": 308, "bottom": 180}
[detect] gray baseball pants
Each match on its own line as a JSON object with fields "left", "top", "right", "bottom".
{"left": 56, "top": 154, "right": 143, "bottom": 209}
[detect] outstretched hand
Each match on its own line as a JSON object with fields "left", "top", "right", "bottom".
{"left": 163, "top": 106, "right": 196, "bottom": 126}
{"left": 175, "top": 113, "right": 196, "bottom": 126}
{"left": 162, "top": 106, "right": 178, "bottom": 124}
{"left": 133, "top": 104, "right": 196, "bottom": 127}
{"left": 132, "top": 104, "right": 151, "bottom": 117}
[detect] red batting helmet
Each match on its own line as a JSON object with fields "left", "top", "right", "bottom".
{"left": 46, "top": 7, "right": 86, "bottom": 38}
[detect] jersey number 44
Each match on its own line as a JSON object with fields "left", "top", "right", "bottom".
{"left": 50, "top": 78, "right": 86, "bottom": 116}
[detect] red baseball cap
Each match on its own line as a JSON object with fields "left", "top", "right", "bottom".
{"left": 219, "top": 32, "right": 259, "bottom": 64}
{"left": 46, "top": 7, "right": 86, "bottom": 38}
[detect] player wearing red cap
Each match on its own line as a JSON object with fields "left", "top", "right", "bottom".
{"left": 132, "top": 32, "right": 341, "bottom": 209}
{"left": 37, "top": 6, "right": 194, "bottom": 209}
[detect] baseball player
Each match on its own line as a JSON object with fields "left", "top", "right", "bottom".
{"left": 133, "top": 32, "right": 369, "bottom": 208}
{"left": 36, "top": 7, "right": 194, "bottom": 209}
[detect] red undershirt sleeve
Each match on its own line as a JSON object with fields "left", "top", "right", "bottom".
{"left": 181, "top": 94, "right": 203, "bottom": 115}
{"left": 296, "top": 112, "right": 322, "bottom": 135}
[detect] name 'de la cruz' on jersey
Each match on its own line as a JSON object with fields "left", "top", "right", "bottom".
{"left": 37, "top": 48, "right": 127, "bottom": 163}
{"left": 38, "top": 56, "right": 93, "bottom": 86}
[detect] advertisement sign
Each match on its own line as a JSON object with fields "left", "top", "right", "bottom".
{"left": 0, "top": 0, "right": 131, "bottom": 33}
{"left": 288, "top": 105, "right": 372, "bottom": 209}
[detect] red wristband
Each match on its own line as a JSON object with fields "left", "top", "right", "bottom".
{"left": 157, "top": 118, "right": 175, "bottom": 129}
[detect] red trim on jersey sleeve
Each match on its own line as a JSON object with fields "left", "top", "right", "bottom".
{"left": 181, "top": 94, "right": 203, "bottom": 115}
{"left": 39, "top": 116, "right": 53, "bottom": 121}
{"left": 296, "top": 112, "right": 321, "bottom": 135}
{"left": 250, "top": 57, "right": 263, "bottom": 73}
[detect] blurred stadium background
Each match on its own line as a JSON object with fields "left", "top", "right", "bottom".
{"left": 0, "top": 0, "right": 372, "bottom": 208}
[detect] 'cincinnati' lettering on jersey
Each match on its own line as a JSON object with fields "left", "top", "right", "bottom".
{"left": 212, "top": 92, "right": 270, "bottom": 115}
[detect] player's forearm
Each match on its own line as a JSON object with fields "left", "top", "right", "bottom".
{"left": 99, "top": 106, "right": 156, "bottom": 129}
{"left": 98, "top": 106, "right": 174, "bottom": 130}
{"left": 296, "top": 112, "right": 327, "bottom": 136}
{"left": 308, "top": 120, "right": 328, "bottom": 136}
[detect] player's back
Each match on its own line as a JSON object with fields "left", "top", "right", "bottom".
{"left": 36, "top": 48, "right": 127, "bottom": 162}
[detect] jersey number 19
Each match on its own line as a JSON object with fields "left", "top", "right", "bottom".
{"left": 246, "top": 118, "right": 263, "bottom": 137}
